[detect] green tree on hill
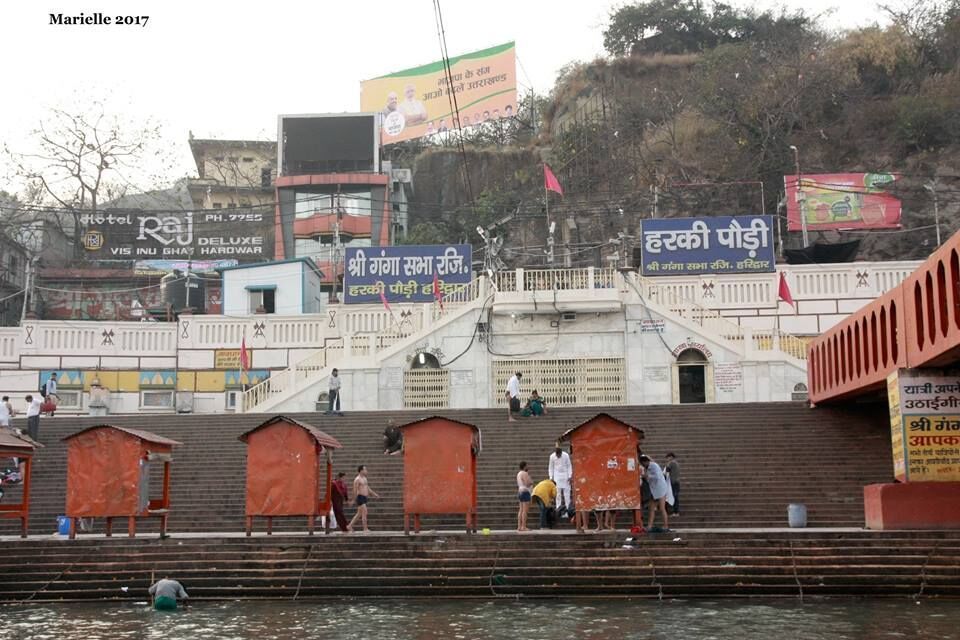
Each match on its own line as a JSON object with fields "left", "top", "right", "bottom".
{"left": 603, "top": 0, "right": 811, "bottom": 57}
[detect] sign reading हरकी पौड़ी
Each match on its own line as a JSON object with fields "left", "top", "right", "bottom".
{"left": 639, "top": 215, "right": 775, "bottom": 276}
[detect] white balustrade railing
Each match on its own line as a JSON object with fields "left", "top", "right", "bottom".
{"left": 0, "top": 328, "right": 19, "bottom": 362}
{"left": 491, "top": 268, "right": 622, "bottom": 293}
{"left": 18, "top": 322, "right": 177, "bottom": 357}
{"left": 637, "top": 261, "right": 921, "bottom": 310}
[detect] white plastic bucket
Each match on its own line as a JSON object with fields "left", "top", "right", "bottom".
{"left": 788, "top": 503, "right": 807, "bottom": 528}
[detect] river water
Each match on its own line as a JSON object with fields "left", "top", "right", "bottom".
{"left": 1, "top": 599, "right": 958, "bottom": 639}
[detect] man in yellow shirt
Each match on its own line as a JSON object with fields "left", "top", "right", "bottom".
{"left": 531, "top": 478, "right": 557, "bottom": 529}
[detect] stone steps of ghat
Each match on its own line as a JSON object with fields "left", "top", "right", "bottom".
{"left": 3, "top": 555, "right": 958, "bottom": 581}
{"left": 1, "top": 531, "right": 959, "bottom": 601}
{"left": 0, "top": 402, "right": 893, "bottom": 536}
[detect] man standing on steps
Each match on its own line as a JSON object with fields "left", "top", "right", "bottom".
{"left": 43, "top": 373, "right": 59, "bottom": 416}
{"left": 24, "top": 394, "right": 42, "bottom": 442}
{"left": 548, "top": 444, "right": 572, "bottom": 519}
{"left": 326, "top": 368, "right": 343, "bottom": 416}
{"left": 640, "top": 455, "right": 670, "bottom": 532}
{"left": 348, "top": 465, "right": 379, "bottom": 533}
{"left": 331, "top": 471, "right": 350, "bottom": 533}
{"left": 665, "top": 452, "right": 681, "bottom": 516}
{"left": 506, "top": 371, "right": 522, "bottom": 422}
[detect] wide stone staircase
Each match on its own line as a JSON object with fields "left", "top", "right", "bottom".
{"left": 4, "top": 402, "right": 959, "bottom": 602}
{"left": 0, "top": 402, "right": 892, "bottom": 536}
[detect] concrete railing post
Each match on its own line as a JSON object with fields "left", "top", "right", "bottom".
{"left": 515, "top": 268, "right": 525, "bottom": 293}
{"left": 588, "top": 266, "right": 596, "bottom": 290}
{"left": 743, "top": 328, "right": 755, "bottom": 357}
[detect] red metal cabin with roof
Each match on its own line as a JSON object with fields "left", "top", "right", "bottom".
{"left": 63, "top": 425, "right": 181, "bottom": 539}
{"left": 398, "top": 416, "right": 480, "bottom": 534}
{"left": 0, "top": 432, "right": 37, "bottom": 538}
{"left": 239, "top": 415, "right": 343, "bottom": 535}
{"left": 559, "top": 413, "right": 645, "bottom": 524}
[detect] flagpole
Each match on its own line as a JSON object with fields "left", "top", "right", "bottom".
{"left": 544, "top": 170, "right": 552, "bottom": 266}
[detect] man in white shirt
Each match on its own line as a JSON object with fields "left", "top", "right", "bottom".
{"left": 548, "top": 444, "right": 573, "bottom": 518}
{"left": 0, "top": 396, "right": 13, "bottom": 429}
{"left": 506, "top": 372, "right": 522, "bottom": 422}
{"left": 24, "top": 394, "right": 42, "bottom": 442}
{"left": 398, "top": 84, "right": 428, "bottom": 126}
{"left": 326, "top": 368, "right": 343, "bottom": 416}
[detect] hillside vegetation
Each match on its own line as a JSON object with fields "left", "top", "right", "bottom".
{"left": 407, "top": 0, "right": 960, "bottom": 265}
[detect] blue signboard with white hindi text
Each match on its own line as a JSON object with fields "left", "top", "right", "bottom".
{"left": 344, "top": 244, "right": 473, "bottom": 304}
{"left": 640, "top": 215, "right": 775, "bottom": 276}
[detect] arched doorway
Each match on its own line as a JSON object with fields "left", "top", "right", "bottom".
{"left": 410, "top": 351, "right": 441, "bottom": 370}
{"left": 675, "top": 348, "right": 708, "bottom": 404}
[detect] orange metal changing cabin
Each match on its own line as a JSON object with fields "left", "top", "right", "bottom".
{"left": 559, "top": 413, "right": 646, "bottom": 525}
{"left": 63, "top": 425, "right": 181, "bottom": 540}
{"left": 0, "top": 431, "right": 37, "bottom": 537}
{"left": 399, "top": 416, "right": 480, "bottom": 534}
{"left": 239, "top": 415, "right": 343, "bottom": 535}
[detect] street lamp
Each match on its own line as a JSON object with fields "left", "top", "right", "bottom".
{"left": 789, "top": 145, "right": 809, "bottom": 247}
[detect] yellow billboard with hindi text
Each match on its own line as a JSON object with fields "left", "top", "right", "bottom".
{"left": 361, "top": 42, "right": 517, "bottom": 144}
{"left": 890, "top": 369, "right": 960, "bottom": 482}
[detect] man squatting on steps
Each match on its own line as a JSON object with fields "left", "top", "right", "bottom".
{"left": 548, "top": 443, "right": 572, "bottom": 518}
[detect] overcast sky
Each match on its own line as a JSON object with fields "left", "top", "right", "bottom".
{"left": 1, "top": 1, "right": 892, "bottom": 184}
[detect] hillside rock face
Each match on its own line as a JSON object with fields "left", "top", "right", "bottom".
{"left": 405, "top": 46, "right": 960, "bottom": 266}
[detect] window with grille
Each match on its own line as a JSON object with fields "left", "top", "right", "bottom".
{"left": 492, "top": 358, "right": 625, "bottom": 407}
{"left": 403, "top": 369, "right": 450, "bottom": 409}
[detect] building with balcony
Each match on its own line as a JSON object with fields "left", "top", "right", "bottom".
{"left": 187, "top": 137, "right": 276, "bottom": 211}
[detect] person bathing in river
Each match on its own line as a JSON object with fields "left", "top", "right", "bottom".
{"left": 149, "top": 576, "right": 188, "bottom": 611}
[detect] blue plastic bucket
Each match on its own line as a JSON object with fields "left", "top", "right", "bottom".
{"left": 57, "top": 516, "right": 71, "bottom": 535}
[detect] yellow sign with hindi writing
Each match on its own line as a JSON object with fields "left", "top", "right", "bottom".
{"left": 215, "top": 349, "right": 246, "bottom": 369}
{"left": 887, "top": 371, "right": 905, "bottom": 481}
{"left": 890, "top": 369, "right": 960, "bottom": 481}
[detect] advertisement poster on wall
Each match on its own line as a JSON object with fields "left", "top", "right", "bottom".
{"left": 344, "top": 244, "right": 472, "bottom": 304}
{"left": 784, "top": 173, "right": 902, "bottom": 231}
{"left": 361, "top": 42, "right": 517, "bottom": 144}
{"left": 639, "top": 215, "right": 775, "bottom": 276}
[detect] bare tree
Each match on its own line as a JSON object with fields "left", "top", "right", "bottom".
{"left": 3, "top": 101, "right": 177, "bottom": 258}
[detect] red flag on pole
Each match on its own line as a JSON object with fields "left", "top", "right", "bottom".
{"left": 433, "top": 272, "right": 444, "bottom": 310}
{"left": 379, "top": 285, "right": 391, "bottom": 312}
{"left": 543, "top": 163, "right": 564, "bottom": 196}
{"left": 240, "top": 335, "right": 250, "bottom": 370}
{"left": 778, "top": 272, "right": 795, "bottom": 307}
